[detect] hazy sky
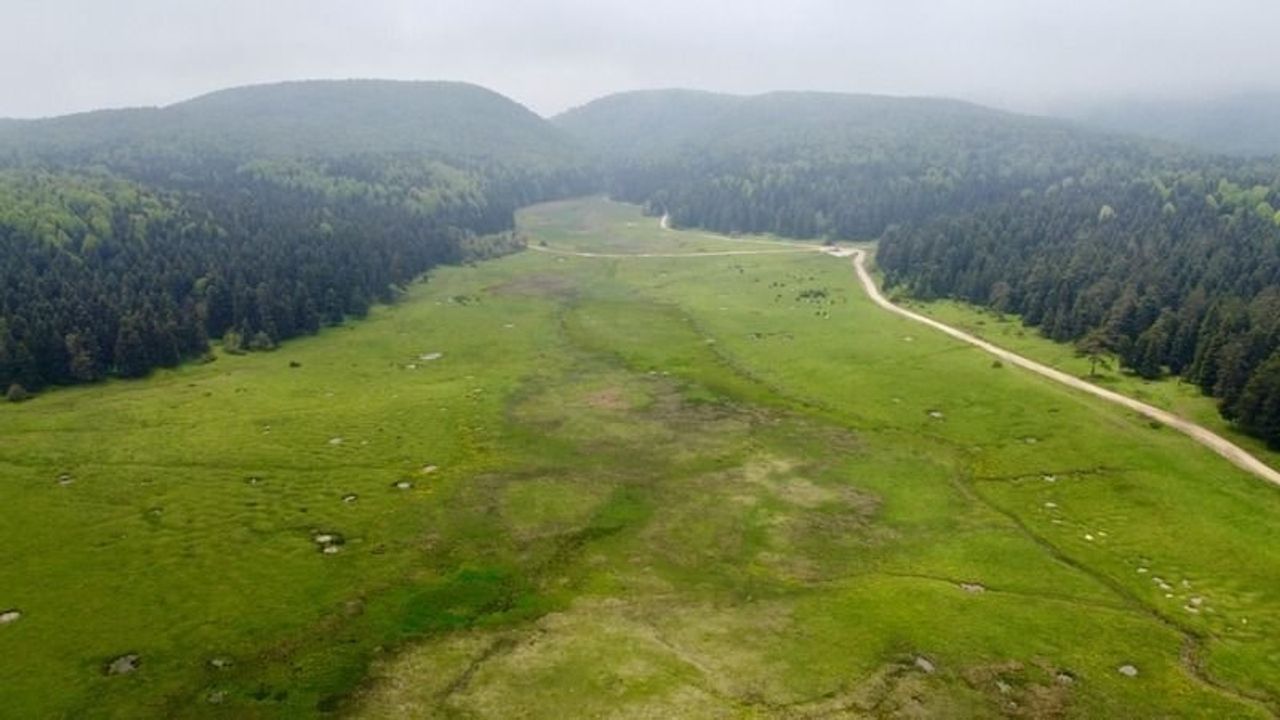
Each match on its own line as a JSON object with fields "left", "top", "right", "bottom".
{"left": 3, "top": 0, "right": 1278, "bottom": 118}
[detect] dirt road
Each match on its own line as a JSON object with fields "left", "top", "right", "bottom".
{"left": 848, "top": 249, "right": 1280, "bottom": 488}
{"left": 527, "top": 244, "right": 818, "bottom": 259}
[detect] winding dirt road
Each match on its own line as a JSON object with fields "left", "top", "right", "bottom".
{"left": 848, "top": 249, "right": 1280, "bottom": 489}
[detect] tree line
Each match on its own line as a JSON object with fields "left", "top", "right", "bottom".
{"left": 559, "top": 90, "right": 1280, "bottom": 448}
{"left": 0, "top": 154, "right": 589, "bottom": 398}
{"left": 876, "top": 171, "right": 1280, "bottom": 447}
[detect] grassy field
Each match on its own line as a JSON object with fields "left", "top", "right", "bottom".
{"left": 2, "top": 197, "right": 1279, "bottom": 718}
{"left": 902, "top": 298, "right": 1280, "bottom": 474}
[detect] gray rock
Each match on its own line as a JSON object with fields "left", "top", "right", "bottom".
{"left": 107, "top": 654, "right": 140, "bottom": 675}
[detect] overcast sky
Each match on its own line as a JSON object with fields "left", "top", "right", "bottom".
{"left": 3, "top": 0, "right": 1278, "bottom": 119}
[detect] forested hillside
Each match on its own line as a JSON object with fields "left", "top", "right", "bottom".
{"left": 877, "top": 171, "right": 1280, "bottom": 446}
{"left": 556, "top": 89, "right": 1185, "bottom": 239}
{"left": 0, "top": 81, "right": 592, "bottom": 397}
{"left": 559, "top": 88, "right": 1280, "bottom": 446}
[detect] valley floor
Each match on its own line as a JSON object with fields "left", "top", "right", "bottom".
{"left": 1, "top": 198, "right": 1278, "bottom": 718}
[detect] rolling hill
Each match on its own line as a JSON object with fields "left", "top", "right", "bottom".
{"left": 0, "top": 79, "right": 582, "bottom": 165}
{"left": 555, "top": 89, "right": 1186, "bottom": 238}
{"left": 0, "top": 80, "right": 592, "bottom": 394}
{"left": 1068, "top": 93, "right": 1280, "bottom": 157}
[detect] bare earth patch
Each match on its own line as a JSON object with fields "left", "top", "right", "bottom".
{"left": 584, "top": 387, "right": 631, "bottom": 411}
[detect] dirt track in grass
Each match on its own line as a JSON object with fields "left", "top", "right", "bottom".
{"left": 847, "top": 248, "right": 1280, "bottom": 490}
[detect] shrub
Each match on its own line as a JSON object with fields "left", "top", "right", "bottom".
{"left": 248, "top": 332, "right": 276, "bottom": 352}
{"left": 222, "top": 330, "right": 245, "bottom": 355}
{"left": 6, "top": 383, "right": 30, "bottom": 403}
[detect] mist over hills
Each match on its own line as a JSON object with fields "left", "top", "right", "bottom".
{"left": 1067, "top": 92, "right": 1280, "bottom": 158}
{"left": 0, "top": 80, "right": 583, "bottom": 166}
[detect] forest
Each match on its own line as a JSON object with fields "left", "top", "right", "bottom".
{"left": 559, "top": 89, "right": 1280, "bottom": 446}
{"left": 5, "top": 81, "right": 1280, "bottom": 446}
{"left": 876, "top": 171, "right": 1280, "bottom": 446}
{"left": 555, "top": 89, "right": 1192, "bottom": 238}
{"left": 0, "top": 81, "right": 591, "bottom": 397}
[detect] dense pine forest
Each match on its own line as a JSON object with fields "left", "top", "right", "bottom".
{"left": 555, "top": 90, "right": 1190, "bottom": 238}
{"left": 5, "top": 81, "right": 1280, "bottom": 446}
{"left": 0, "top": 81, "right": 591, "bottom": 397}
{"left": 876, "top": 171, "right": 1280, "bottom": 446}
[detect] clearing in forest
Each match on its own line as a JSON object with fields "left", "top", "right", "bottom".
{"left": 1, "top": 197, "right": 1278, "bottom": 718}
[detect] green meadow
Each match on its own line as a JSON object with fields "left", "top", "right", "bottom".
{"left": 2, "top": 197, "right": 1279, "bottom": 718}
{"left": 904, "top": 298, "right": 1280, "bottom": 475}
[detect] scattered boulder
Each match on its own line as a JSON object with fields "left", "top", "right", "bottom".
{"left": 420, "top": 465, "right": 439, "bottom": 475}
{"left": 419, "top": 352, "right": 444, "bottom": 361}
{"left": 927, "top": 410, "right": 945, "bottom": 420}
{"left": 57, "top": 473, "right": 75, "bottom": 486}
{"left": 207, "top": 690, "right": 227, "bottom": 705}
{"left": 960, "top": 583, "right": 986, "bottom": 594}
{"left": 209, "top": 657, "right": 233, "bottom": 670}
{"left": 342, "top": 494, "right": 358, "bottom": 504}
{"left": 328, "top": 437, "right": 344, "bottom": 446}
{"left": 1117, "top": 664, "right": 1138, "bottom": 678}
{"left": 914, "top": 656, "right": 936, "bottom": 674}
{"left": 394, "top": 481, "right": 413, "bottom": 491}
{"left": 106, "top": 654, "right": 141, "bottom": 675}
{"left": 313, "top": 532, "right": 346, "bottom": 555}
{"left": 1055, "top": 671, "right": 1076, "bottom": 686}
{"left": 0, "top": 609, "right": 21, "bottom": 625}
